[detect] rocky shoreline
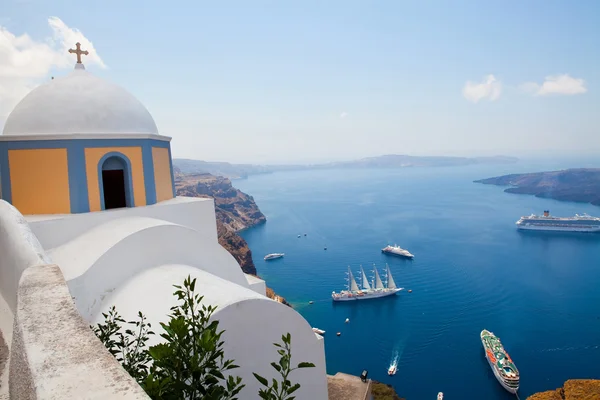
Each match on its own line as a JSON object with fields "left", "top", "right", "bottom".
{"left": 174, "top": 170, "right": 290, "bottom": 305}
{"left": 527, "top": 379, "right": 600, "bottom": 399}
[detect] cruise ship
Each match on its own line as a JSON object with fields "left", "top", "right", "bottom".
{"left": 516, "top": 210, "right": 600, "bottom": 232}
{"left": 332, "top": 264, "right": 402, "bottom": 301}
{"left": 382, "top": 244, "right": 414, "bottom": 258}
{"left": 481, "top": 330, "right": 519, "bottom": 394}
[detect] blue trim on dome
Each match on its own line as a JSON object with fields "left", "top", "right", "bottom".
{"left": 97, "top": 152, "right": 135, "bottom": 210}
{"left": 0, "top": 144, "right": 11, "bottom": 204}
{"left": 67, "top": 142, "right": 90, "bottom": 213}
{"left": 0, "top": 138, "right": 171, "bottom": 212}
{"left": 142, "top": 142, "right": 157, "bottom": 205}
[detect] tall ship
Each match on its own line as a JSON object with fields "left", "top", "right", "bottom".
{"left": 481, "top": 330, "right": 519, "bottom": 394}
{"left": 382, "top": 244, "right": 414, "bottom": 258}
{"left": 332, "top": 264, "right": 403, "bottom": 301}
{"left": 516, "top": 210, "right": 600, "bottom": 232}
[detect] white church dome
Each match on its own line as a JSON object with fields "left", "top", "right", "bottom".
{"left": 2, "top": 66, "right": 158, "bottom": 136}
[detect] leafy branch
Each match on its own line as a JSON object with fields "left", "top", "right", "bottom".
{"left": 253, "top": 333, "right": 315, "bottom": 400}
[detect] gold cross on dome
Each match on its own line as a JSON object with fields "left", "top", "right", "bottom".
{"left": 68, "top": 42, "right": 89, "bottom": 64}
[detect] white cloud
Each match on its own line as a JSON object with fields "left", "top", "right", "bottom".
{"left": 340, "top": 112, "right": 348, "bottom": 119}
{"left": 520, "top": 74, "right": 587, "bottom": 96}
{"left": 462, "top": 75, "right": 502, "bottom": 103}
{"left": 0, "top": 17, "right": 105, "bottom": 119}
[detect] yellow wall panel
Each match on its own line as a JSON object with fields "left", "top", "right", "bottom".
{"left": 8, "top": 149, "right": 70, "bottom": 214}
{"left": 152, "top": 147, "right": 174, "bottom": 202}
{"left": 85, "top": 147, "right": 146, "bottom": 211}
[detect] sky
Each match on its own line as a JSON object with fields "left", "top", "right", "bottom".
{"left": 1, "top": 0, "right": 599, "bottom": 164}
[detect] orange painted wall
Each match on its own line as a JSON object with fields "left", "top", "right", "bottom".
{"left": 152, "top": 147, "right": 174, "bottom": 202}
{"left": 8, "top": 149, "right": 71, "bottom": 214}
{"left": 85, "top": 147, "right": 146, "bottom": 211}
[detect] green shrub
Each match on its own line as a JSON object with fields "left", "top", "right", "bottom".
{"left": 92, "top": 275, "right": 314, "bottom": 400}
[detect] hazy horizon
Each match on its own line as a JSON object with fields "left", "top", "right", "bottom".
{"left": 2, "top": 1, "right": 599, "bottom": 164}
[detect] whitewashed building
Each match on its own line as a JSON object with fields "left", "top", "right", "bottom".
{"left": 0, "top": 44, "right": 328, "bottom": 399}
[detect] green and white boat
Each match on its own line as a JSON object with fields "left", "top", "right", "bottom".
{"left": 480, "top": 329, "right": 519, "bottom": 394}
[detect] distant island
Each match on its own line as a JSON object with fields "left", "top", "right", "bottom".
{"left": 174, "top": 154, "right": 518, "bottom": 179}
{"left": 475, "top": 168, "right": 600, "bottom": 206}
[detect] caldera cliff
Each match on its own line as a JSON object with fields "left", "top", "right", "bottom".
{"left": 174, "top": 170, "right": 290, "bottom": 306}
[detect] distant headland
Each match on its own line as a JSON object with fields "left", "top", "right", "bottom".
{"left": 475, "top": 168, "right": 600, "bottom": 206}
{"left": 174, "top": 154, "right": 518, "bottom": 179}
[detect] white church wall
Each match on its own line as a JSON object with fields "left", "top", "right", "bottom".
{"left": 95, "top": 265, "right": 328, "bottom": 400}
{"left": 0, "top": 200, "right": 51, "bottom": 313}
{"left": 245, "top": 273, "right": 267, "bottom": 295}
{"left": 10, "top": 265, "right": 149, "bottom": 399}
{"left": 28, "top": 196, "right": 217, "bottom": 250}
{"left": 47, "top": 216, "right": 248, "bottom": 321}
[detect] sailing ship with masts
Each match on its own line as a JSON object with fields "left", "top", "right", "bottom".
{"left": 332, "top": 264, "right": 403, "bottom": 301}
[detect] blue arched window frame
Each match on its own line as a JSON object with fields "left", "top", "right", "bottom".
{"left": 97, "top": 152, "right": 135, "bottom": 210}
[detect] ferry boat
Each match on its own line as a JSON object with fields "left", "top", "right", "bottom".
{"left": 481, "top": 329, "right": 519, "bottom": 394}
{"left": 332, "top": 264, "right": 403, "bottom": 301}
{"left": 516, "top": 210, "right": 600, "bottom": 232}
{"left": 382, "top": 244, "right": 414, "bottom": 258}
{"left": 264, "top": 253, "right": 284, "bottom": 261}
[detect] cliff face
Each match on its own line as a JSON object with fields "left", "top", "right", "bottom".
{"left": 475, "top": 168, "right": 600, "bottom": 206}
{"left": 527, "top": 379, "right": 600, "bottom": 400}
{"left": 175, "top": 172, "right": 265, "bottom": 275}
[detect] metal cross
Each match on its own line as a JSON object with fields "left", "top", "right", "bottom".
{"left": 68, "top": 42, "right": 89, "bottom": 64}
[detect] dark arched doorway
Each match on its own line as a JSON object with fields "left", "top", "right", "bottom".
{"left": 100, "top": 155, "right": 132, "bottom": 210}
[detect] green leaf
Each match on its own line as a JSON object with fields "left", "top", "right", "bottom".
{"left": 288, "top": 383, "right": 301, "bottom": 394}
{"left": 253, "top": 373, "right": 269, "bottom": 387}
{"left": 270, "top": 362, "right": 282, "bottom": 372}
{"left": 297, "top": 362, "right": 315, "bottom": 368}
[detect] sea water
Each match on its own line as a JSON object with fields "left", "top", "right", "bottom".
{"left": 236, "top": 159, "right": 600, "bottom": 399}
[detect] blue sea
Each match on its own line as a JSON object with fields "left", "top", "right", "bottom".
{"left": 236, "top": 158, "right": 600, "bottom": 400}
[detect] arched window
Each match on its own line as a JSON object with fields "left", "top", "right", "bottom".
{"left": 98, "top": 153, "right": 134, "bottom": 210}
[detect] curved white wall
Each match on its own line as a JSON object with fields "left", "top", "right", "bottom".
{"left": 95, "top": 265, "right": 328, "bottom": 400}
{"left": 49, "top": 217, "right": 247, "bottom": 321}
{"left": 28, "top": 197, "right": 218, "bottom": 250}
{"left": 0, "top": 200, "right": 50, "bottom": 312}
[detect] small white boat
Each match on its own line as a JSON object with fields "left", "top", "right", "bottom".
{"left": 345, "top": 318, "right": 350, "bottom": 323}
{"left": 312, "top": 327, "right": 325, "bottom": 335}
{"left": 297, "top": 235, "right": 301, "bottom": 238}
{"left": 388, "top": 365, "right": 397, "bottom": 376}
{"left": 264, "top": 253, "right": 284, "bottom": 261}
{"left": 437, "top": 393, "right": 443, "bottom": 400}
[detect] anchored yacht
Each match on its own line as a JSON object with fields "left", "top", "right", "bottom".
{"left": 264, "top": 253, "right": 284, "bottom": 261}
{"left": 382, "top": 244, "right": 414, "bottom": 258}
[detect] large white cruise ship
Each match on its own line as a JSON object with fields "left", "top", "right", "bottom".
{"left": 516, "top": 210, "right": 600, "bottom": 232}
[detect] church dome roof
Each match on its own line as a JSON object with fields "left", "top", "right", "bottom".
{"left": 2, "top": 66, "right": 158, "bottom": 136}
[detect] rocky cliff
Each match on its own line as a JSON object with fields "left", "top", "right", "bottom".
{"left": 175, "top": 171, "right": 265, "bottom": 274}
{"left": 475, "top": 168, "right": 600, "bottom": 206}
{"left": 527, "top": 379, "right": 600, "bottom": 400}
